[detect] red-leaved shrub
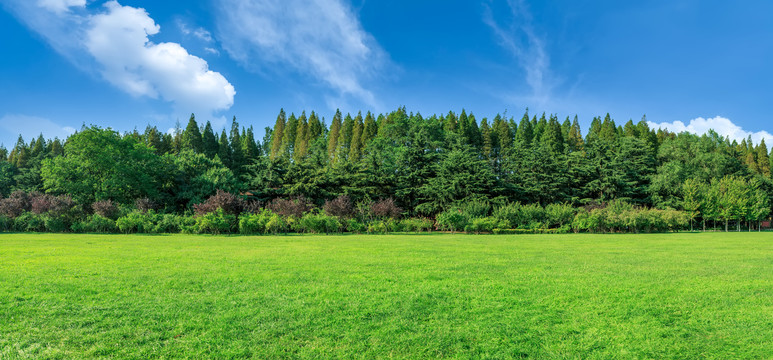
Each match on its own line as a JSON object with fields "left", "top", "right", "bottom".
{"left": 92, "top": 200, "right": 120, "bottom": 220}
{"left": 267, "top": 196, "right": 312, "bottom": 218}
{"left": 193, "top": 190, "right": 245, "bottom": 215}
{"left": 0, "top": 190, "right": 31, "bottom": 218}
{"left": 323, "top": 195, "right": 353, "bottom": 218}
{"left": 370, "top": 198, "right": 403, "bottom": 219}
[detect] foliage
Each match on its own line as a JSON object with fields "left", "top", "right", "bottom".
{"left": 194, "top": 208, "right": 237, "bottom": 234}
{"left": 193, "top": 190, "right": 245, "bottom": 215}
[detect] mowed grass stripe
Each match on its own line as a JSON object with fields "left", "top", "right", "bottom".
{"left": 1, "top": 233, "right": 772, "bottom": 359}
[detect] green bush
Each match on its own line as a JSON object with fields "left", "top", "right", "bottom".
{"left": 239, "top": 209, "right": 276, "bottom": 235}
{"left": 73, "top": 214, "right": 118, "bottom": 233}
{"left": 116, "top": 210, "right": 160, "bottom": 234}
{"left": 195, "top": 209, "right": 237, "bottom": 234}
{"left": 345, "top": 218, "right": 366, "bottom": 233}
{"left": 265, "top": 213, "right": 288, "bottom": 234}
{"left": 153, "top": 214, "right": 192, "bottom": 234}
{"left": 296, "top": 212, "right": 341, "bottom": 234}
{"left": 44, "top": 216, "right": 68, "bottom": 233}
{"left": 399, "top": 218, "right": 434, "bottom": 232}
{"left": 13, "top": 212, "right": 46, "bottom": 232}
{"left": 0, "top": 215, "right": 10, "bottom": 232}
{"left": 464, "top": 217, "right": 502, "bottom": 234}
{"left": 435, "top": 209, "right": 469, "bottom": 233}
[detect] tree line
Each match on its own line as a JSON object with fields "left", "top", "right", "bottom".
{"left": 0, "top": 108, "right": 770, "bottom": 234}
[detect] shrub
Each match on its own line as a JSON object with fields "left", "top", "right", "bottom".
{"left": 545, "top": 203, "right": 575, "bottom": 228}
{"left": 0, "top": 215, "right": 10, "bottom": 231}
{"left": 195, "top": 208, "right": 237, "bottom": 234}
{"left": 296, "top": 212, "right": 341, "bottom": 234}
{"left": 370, "top": 198, "right": 402, "bottom": 219}
{"left": 135, "top": 197, "right": 157, "bottom": 213}
{"left": 0, "top": 190, "right": 31, "bottom": 218}
{"left": 399, "top": 218, "right": 434, "bottom": 232}
{"left": 93, "top": 200, "right": 120, "bottom": 220}
{"left": 464, "top": 217, "right": 502, "bottom": 234}
{"left": 116, "top": 210, "right": 159, "bottom": 234}
{"left": 267, "top": 196, "right": 313, "bottom": 218}
{"left": 13, "top": 212, "right": 46, "bottom": 232}
{"left": 323, "top": 195, "right": 353, "bottom": 218}
{"left": 153, "top": 214, "right": 192, "bottom": 234}
{"left": 344, "top": 218, "right": 366, "bottom": 233}
{"left": 44, "top": 216, "right": 68, "bottom": 233}
{"left": 239, "top": 209, "right": 276, "bottom": 235}
{"left": 457, "top": 199, "right": 492, "bottom": 218}
{"left": 265, "top": 213, "right": 288, "bottom": 234}
{"left": 74, "top": 214, "right": 117, "bottom": 233}
{"left": 435, "top": 208, "right": 469, "bottom": 233}
{"left": 193, "top": 190, "right": 245, "bottom": 215}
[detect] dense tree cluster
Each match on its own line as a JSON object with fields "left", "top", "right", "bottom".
{"left": 0, "top": 108, "right": 771, "bottom": 234}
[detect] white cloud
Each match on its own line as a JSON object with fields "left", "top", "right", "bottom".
{"left": 483, "top": 0, "right": 552, "bottom": 105}
{"left": 85, "top": 1, "right": 235, "bottom": 114}
{"left": 37, "top": 0, "right": 85, "bottom": 14}
{"left": 215, "top": 0, "right": 388, "bottom": 108}
{"left": 0, "top": 114, "right": 76, "bottom": 147}
{"left": 648, "top": 116, "right": 773, "bottom": 146}
{"left": 3, "top": 0, "right": 235, "bottom": 119}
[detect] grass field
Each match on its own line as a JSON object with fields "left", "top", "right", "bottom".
{"left": 1, "top": 233, "right": 772, "bottom": 359}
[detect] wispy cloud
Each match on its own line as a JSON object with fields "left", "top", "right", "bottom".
{"left": 649, "top": 116, "right": 773, "bottom": 146}
{"left": 483, "top": 0, "right": 553, "bottom": 106}
{"left": 3, "top": 0, "right": 235, "bottom": 119}
{"left": 215, "top": 0, "right": 390, "bottom": 108}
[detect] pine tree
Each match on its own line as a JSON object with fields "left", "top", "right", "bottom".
{"left": 202, "top": 121, "right": 218, "bottom": 158}
{"left": 230, "top": 117, "right": 245, "bottom": 172}
{"left": 567, "top": 116, "right": 584, "bottom": 152}
{"left": 515, "top": 112, "right": 533, "bottom": 146}
{"left": 281, "top": 113, "right": 298, "bottom": 158}
{"left": 243, "top": 126, "right": 260, "bottom": 162}
{"left": 533, "top": 113, "right": 547, "bottom": 141}
{"left": 270, "top": 109, "right": 286, "bottom": 160}
{"left": 363, "top": 111, "right": 377, "bottom": 145}
{"left": 336, "top": 113, "right": 354, "bottom": 161}
{"left": 181, "top": 114, "right": 204, "bottom": 153}
{"left": 349, "top": 113, "right": 364, "bottom": 162}
{"left": 561, "top": 117, "right": 571, "bottom": 141}
{"left": 540, "top": 115, "right": 564, "bottom": 155}
{"left": 308, "top": 111, "right": 323, "bottom": 140}
{"left": 218, "top": 129, "right": 231, "bottom": 168}
{"left": 294, "top": 112, "right": 309, "bottom": 162}
{"left": 327, "top": 109, "right": 342, "bottom": 163}
{"left": 759, "top": 139, "right": 772, "bottom": 178}
{"left": 49, "top": 138, "right": 64, "bottom": 157}
{"left": 480, "top": 118, "right": 494, "bottom": 159}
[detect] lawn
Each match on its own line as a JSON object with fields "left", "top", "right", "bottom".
{"left": 1, "top": 233, "right": 772, "bottom": 359}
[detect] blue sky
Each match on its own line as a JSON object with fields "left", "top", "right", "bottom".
{"left": 2, "top": 0, "right": 773, "bottom": 148}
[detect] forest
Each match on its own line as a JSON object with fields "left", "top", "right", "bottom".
{"left": 0, "top": 107, "right": 770, "bottom": 234}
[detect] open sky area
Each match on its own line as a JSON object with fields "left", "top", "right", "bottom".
{"left": 1, "top": 0, "right": 773, "bottom": 148}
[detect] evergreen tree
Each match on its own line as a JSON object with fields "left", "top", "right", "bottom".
{"left": 480, "top": 118, "right": 494, "bottom": 159}
{"left": 349, "top": 113, "right": 364, "bottom": 162}
{"left": 567, "top": 116, "right": 584, "bottom": 152}
{"left": 327, "top": 110, "right": 343, "bottom": 163}
{"left": 218, "top": 129, "right": 231, "bottom": 168}
{"left": 294, "top": 112, "right": 309, "bottom": 162}
{"left": 540, "top": 115, "right": 564, "bottom": 155}
{"left": 515, "top": 112, "right": 533, "bottom": 146}
{"left": 230, "top": 117, "right": 245, "bottom": 172}
{"left": 270, "top": 109, "right": 286, "bottom": 160}
{"left": 243, "top": 126, "right": 260, "bottom": 162}
{"left": 363, "top": 111, "right": 378, "bottom": 146}
{"left": 308, "top": 111, "right": 323, "bottom": 140}
{"left": 336, "top": 113, "right": 354, "bottom": 161}
{"left": 181, "top": 114, "right": 204, "bottom": 153}
{"left": 202, "top": 121, "right": 218, "bottom": 158}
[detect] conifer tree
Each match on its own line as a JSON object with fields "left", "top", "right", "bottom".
{"left": 327, "top": 109, "right": 342, "bottom": 163}
{"left": 758, "top": 139, "right": 771, "bottom": 178}
{"left": 349, "top": 113, "right": 364, "bottom": 162}
{"left": 336, "top": 113, "right": 354, "bottom": 161}
{"left": 202, "top": 121, "right": 218, "bottom": 158}
{"left": 230, "top": 117, "right": 245, "bottom": 172}
{"left": 308, "top": 111, "right": 323, "bottom": 140}
{"left": 567, "top": 116, "right": 584, "bottom": 152}
{"left": 218, "top": 129, "right": 231, "bottom": 168}
{"left": 363, "top": 111, "right": 377, "bottom": 145}
{"left": 243, "top": 126, "right": 260, "bottom": 162}
{"left": 270, "top": 109, "right": 286, "bottom": 160}
{"left": 540, "top": 115, "right": 564, "bottom": 155}
{"left": 480, "top": 118, "right": 494, "bottom": 158}
{"left": 182, "top": 114, "right": 204, "bottom": 153}
{"left": 281, "top": 113, "right": 298, "bottom": 158}
{"left": 515, "top": 112, "right": 533, "bottom": 146}
{"left": 294, "top": 112, "right": 309, "bottom": 161}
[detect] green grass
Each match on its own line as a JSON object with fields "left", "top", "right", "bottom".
{"left": 1, "top": 233, "right": 772, "bottom": 359}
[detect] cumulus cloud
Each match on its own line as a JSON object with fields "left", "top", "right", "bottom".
{"left": 649, "top": 116, "right": 773, "bottom": 145}
{"left": 215, "top": 0, "right": 388, "bottom": 107}
{"left": 3, "top": 0, "right": 235, "bottom": 118}
{"left": 0, "top": 114, "right": 76, "bottom": 147}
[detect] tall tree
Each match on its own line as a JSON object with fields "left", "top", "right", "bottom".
{"left": 270, "top": 109, "right": 286, "bottom": 160}
{"left": 181, "top": 114, "right": 204, "bottom": 153}
{"left": 202, "top": 121, "right": 218, "bottom": 158}
{"left": 327, "top": 109, "right": 343, "bottom": 163}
